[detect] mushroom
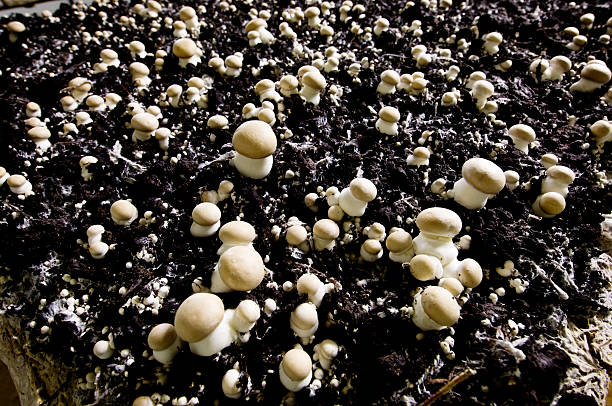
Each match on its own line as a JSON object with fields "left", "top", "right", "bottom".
{"left": 100, "top": 49, "right": 120, "bottom": 67}
{"left": 85, "top": 95, "right": 105, "bottom": 112}
{"left": 190, "top": 203, "right": 221, "bottom": 238}
{"left": 60, "top": 96, "right": 78, "bottom": 112}
{"left": 296, "top": 274, "right": 332, "bottom": 307}
{"left": 360, "top": 239, "right": 383, "bottom": 262}
{"left": 131, "top": 112, "right": 159, "bottom": 142}
{"left": 128, "top": 40, "right": 147, "bottom": 58}
{"left": 590, "top": 119, "right": 612, "bottom": 146}
{"left": 305, "top": 6, "right": 321, "bottom": 27}
{"left": 174, "top": 293, "right": 234, "bottom": 357}
{"left": 0, "top": 167, "right": 9, "bottom": 186}
{"left": 338, "top": 177, "right": 377, "bottom": 217}
{"left": 543, "top": 56, "right": 571, "bottom": 81}
{"left": 110, "top": 199, "right": 138, "bottom": 226}
{"left": 173, "top": 21, "right": 188, "bottom": 38}
{"left": 179, "top": 6, "right": 199, "bottom": 31}
{"left": 230, "top": 299, "right": 261, "bottom": 334}
{"left": 148, "top": 323, "right": 181, "bottom": 364}
{"left": 470, "top": 80, "right": 494, "bottom": 111}
{"left": 208, "top": 115, "right": 229, "bottom": 129}
{"left": 377, "top": 70, "right": 400, "bottom": 95}
{"left": 312, "top": 219, "right": 340, "bottom": 251}
{"left": 7, "top": 21, "right": 26, "bottom": 43}
{"left": 365, "top": 222, "right": 386, "bottom": 241}
{"left": 438, "top": 278, "right": 464, "bottom": 297}
{"left": 105, "top": 93, "right": 122, "bottom": 110}
{"left": 412, "top": 286, "right": 461, "bottom": 331}
{"left": 27, "top": 126, "right": 52, "bottom": 152}
{"left": 225, "top": 54, "right": 243, "bottom": 77}
{"left": 7, "top": 174, "right": 33, "bottom": 196}
{"left": 290, "top": 303, "right": 319, "bottom": 344}
{"left": 452, "top": 158, "right": 505, "bottom": 209}
{"left": 532, "top": 192, "right": 566, "bottom": 218}
{"left": 413, "top": 207, "right": 461, "bottom": 268}
{"left": 217, "top": 220, "right": 256, "bottom": 255}
{"left": 411, "top": 45, "right": 432, "bottom": 67}
{"left": 279, "top": 75, "right": 299, "bottom": 97}
{"left": 75, "top": 112, "right": 92, "bottom": 126}
{"left": 279, "top": 22, "right": 297, "bottom": 39}
{"left": 286, "top": 224, "right": 309, "bottom": 252}
{"left": 86, "top": 224, "right": 105, "bottom": 246}
{"left": 211, "top": 246, "right": 265, "bottom": 292}
{"left": 68, "top": 77, "right": 92, "bottom": 102}
{"left": 374, "top": 17, "right": 390, "bottom": 36}
{"left": 255, "top": 79, "right": 282, "bottom": 102}
{"left": 386, "top": 229, "right": 414, "bottom": 263}
{"left": 540, "top": 154, "right": 559, "bottom": 169}
{"left": 465, "top": 71, "right": 486, "bottom": 89}
{"left": 132, "top": 396, "right": 154, "bottom": 406}
{"left": 129, "top": 62, "right": 151, "bottom": 88}
{"left": 279, "top": 348, "right": 312, "bottom": 392}
{"left": 209, "top": 56, "right": 226, "bottom": 75}
{"left": 504, "top": 170, "right": 520, "bottom": 191}
{"left": 570, "top": 60, "right": 611, "bottom": 93}
{"left": 541, "top": 165, "right": 575, "bottom": 197}
{"left": 313, "top": 339, "right": 338, "bottom": 370}
{"left": 406, "top": 147, "right": 431, "bottom": 167}
{"left": 508, "top": 124, "right": 536, "bottom": 154}
{"left": 222, "top": 368, "right": 242, "bottom": 399}
{"left": 93, "top": 340, "right": 114, "bottom": 359}
{"left": 300, "top": 71, "right": 326, "bottom": 105}
{"left": 456, "top": 258, "right": 483, "bottom": 288}
{"left": 89, "top": 241, "right": 109, "bottom": 259}
{"left": 166, "top": 84, "right": 183, "bottom": 108}
{"left": 232, "top": 120, "right": 277, "bottom": 179}
{"left": 245, "top": 18, "right": 274, "bottom": 44}
{"left": 482, "top": 32, "right": 503, "bottom": 54}
{"left": 410, "top": 254, "right": 444, "bottom": 281}
{"left": 172, "top": 38, "right": 202, "bottom": 67}
{"left": 25, "top": 102, "right": 41, "bottom": 118}
{"left": 375, "top": 106, "right": 400, "bottom": 136}
{"left": 155, "top": 128, "right": 172, "bottom": 150}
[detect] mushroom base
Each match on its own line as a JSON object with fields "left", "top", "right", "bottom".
{"left": 451, "top": 178, "right": 490, "bottom": 210}
{"left": 279, "top": 366, "right": 312, "bottom": 392}
{"left": 234, "top": 153, "right": 273, "bottom": 179}
{"left": 338, "top": 188, "right": 367, "bottom": 217}
{"left": 152, "top": 336, "right": 181, "bottom": 364}
{"left": 189, "top": 310, "right": 237, "bottom": 357}
{"left": 190, "top": 221, "right": 221, "bottom": 237}
{"left": 412, "top": 295, "right": 445, "bottom": 331}
{"left": 413, "top": 234, "right": 458, "bottom": 266}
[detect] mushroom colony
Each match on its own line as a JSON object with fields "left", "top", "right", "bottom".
{"left": 0, "top": 0, "right": 611, "bottom": 405}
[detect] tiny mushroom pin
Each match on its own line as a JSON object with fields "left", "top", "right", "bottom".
{"left": 211, "top": 246, "right": 265, "bottom": 292}
{"left": 148, "top": 323, "right": 181, "bottom": 364}
{"left": 312, "top": 219, "right": 340, "bottom": 251}
{"left": 290, "top": 302, "right": 319, "bottom": 344}
{"left": 110, "top": 199, "right": 138, "bottom": 226}
{"left": 338, "top": 177, "right": 377, "bottom": 217}
{"left": 456, "top": 258, "right": 483, "bottom": 288}
{"left": 232, "top": 120, "right": 277, "bottom": 179}
{"left": 452, "top": 158, "right": 505, "bottom": 209}
{"left": 508, "top": 124, "right": 536, "bottom": 154}
{"left": 375, "top": 106, "right": 400, "bottom": 136}
{"left": 412, "top": 286, "right": 461, "bottom": 331}
{"left": 7, "top": 21, "right": 26, "bottom": 43}
{"left": 482, "top": 32, "right": 503, "bottom": 54}
{"left": 279, "top": 347, "right": 313, "bottom": 392}
{"left": 191, "top": 202, "right": 222, "bottom": 237}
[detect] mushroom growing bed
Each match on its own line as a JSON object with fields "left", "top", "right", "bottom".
{"left": 0, "top": 0, "right": 612, "bottom": 405}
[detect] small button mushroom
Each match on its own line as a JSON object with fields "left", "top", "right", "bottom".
{"left": 375, "top": 106, "right": 400, "bottom": 136}
{"left": 86, "top": 224, "right": 105, "bottom": 246}
{"left": 191, "top": 202, "right": 222, "bottom": 237}
{"left": 323, "top": 56, "right": 339, "bottom": 73}
{"left": 230, "top": 299, "right": 261, "bottom": 334}
{"left": 131, "top": 112, "right": 159, "bottom": 142}
{"left": 365, "top": 222, "right": 386, "bottom": 241}
{"left": 208, "top": 115, "right": 229, "bottom": 129}
{"left": 100, "top": 49, "right": 119, "bottom": 67}
{"left": 570, "top": 60, "right": 611, "bottom": 93}
{"left": 0, "top": 167, "right": 9, "bottom": 186}
{"left": 232, "top": 120, "right": 277, "bottom": 179}
{"left": 173, "top": 38, "right": 202, "bottom": 67}
{"left": 93, "top": 340, "right": 114, "bottom": 359}
{"left": 567, "top": 34, "right": 587, "bottom": 51}
{"left": 409, "top": 77, "right": 429, "bottom": 95}
{"left": 482, "top": 32, "right": 503, "bottom": 54}
{"left": 217, "top": 220, "right": 256, "bottom": 255}
{"left": 85, "top": 95, "right": 105, "bottom": 112}
{"left": 580, "top": 12, "right": 595, "bottom": 30}
{"left": 25, "top": 102, "right": 41, "bottom": 118}
{"left": 338, "top": 177, "right": 377, "bottom": 217}
{"left": 217, "top": 180, "right": 234, "bottom": 201}
{"left": 128, "top": 40, "right": 147, "bottom": 58}
{"left": 110, "top": 199, "right": 138, "bottom": 226}
{"left": 7, "top": 21, "right": 26, "bottom": 43}
{"left": 225, "top": 54, "right": 243, "bottom": 77}
{"left": 280, "top": 348, "right": 313, "bottom": 392}
{"left": 25, "top": 117, "right": 44, "bottom": 128}
{"left": 208, "top": 56, "right": 226, "bottom": 75}
{"left": 155, "top": 128, "right": 171, "bottom": 151}
{"left": 305, "top": 6, "right": 321, "bottom": 27}
{"left": 377, "top": 70, "right": 400, "bottom": 95}
{"left": 247, "top": 30, "right": 262, "bottom": 46}
{"left": 300, "top": 71, "right": 326, "bottom": 105}
{"left": 69, "top": 77, "right": 92, "bottom": 102}
{"left": 412, "top": 45, "right": 432, "bottom": 67}
{"left": 470, "top": 80, "right": 495, "bottom": 111}
{"left": 446, "top": 65, "right": 460, "bottom": 82}
{"left": 148, "top": 323, "right": 180, "bottom": 364}
{"left": 312, "top": 219, "right": 340, "bottom": 251}
{"left": 590, "top": 119, "right": 612, "bottom": 146}
{"left": 166, "top": 84, "right": 183, "bottom": 108}
{"left": 7, "top": 174, "right": 33, "bottom": 196}
{"left": 257, "top": 108, "right": 276, "bottom": 126}
{"left": 290, "top": 303, "right": 319, "bottom": 344}
{"left": 410, "top": 254, "right": 444, "bottom": 281}
{"left": 279, "top": 22, "right": 297, "bottom": 39}
{"left": 75, "top": 112, "right": 92, "bottom": 127}
{"left": 179, "top": 6, "right": 199, "bottom": 31}
{"left": 457, "top": 258, "right": 483, "bottom": 288}
{"left": 504, "top": 170, "right": 520, "bottom": 191}
{"left": 255, "top": 79, "right": 282, "bottom": 102}
{"left": 406, "top": 147, "right": 431, "bottom": 167}
{"left": 541, "top": 165, "right": 575, "bottom": 197}
{"left": 27, "top": 126, "right": 52, "bottom": 152}
{"left": 245, "top": 18, "right": 274, "bottom": 44}
{"left": 452, "top": 158, "right": 505, "bottom": 209}
{"left": 360, "top": 239, "right": 383, "bottom": 262}
{"left": 105, "top": 93, "right": 122, "bottom": 110}
{"left": 465, "top": 71, "right": 486, "bottom": 89}
{"left": 173, "top": 20, "right": 188, "bottom": 38}
{"left": 386, "top": 229, "right": 414, "bottom": 263}
{"left": 374, "top": 17, "right": 389, "bottom": 36}
{"left": 212, "top": 246, "right": 265, "bottom": 292}
{"left": 508, "top": 124, "right": 536, "bottom": 154}
{"left": 413, "top": 207, "right": 461, "bottom": 266}
{"left": 174, "top": 293, "right": 230, "bottom": 356}
{"left": 222, "top": 368, "right": 242, "bottom": 399}
{"left": 412, "top": 286, "right": 461, "bottom": 331}
{"left": 279, "top": 75, "right": 299, "bottom": 97}
{"left": 532, "top": 192, "right": 566, "bottom": 218}
{"left": 89, "top": 241, "right": 109, "bottom": 259}
{"left": 297, "top": 274, "right": 331, "bottom": 307}
{"left": 438, "top": 278, "right": 464, "bottom": 297}
{"left": 540, "top": 153, "right": 559, "bottom": 169}
{"left": 132, "top": 396, "right": 154, "bottom": 406}
{"left": 441, "top": 91, "right": 459, "bottom": 106}
{"left": 129, "top": 62, "right": 151, "bottom": 88}
{"left": 286, "top": 224, "right": 309, "bottom": 252}
{"left": 313, "top": 339, "right": 338, "bottom": 370}
{"left": 544, "top": 56, "right": 571, "bottom": 81}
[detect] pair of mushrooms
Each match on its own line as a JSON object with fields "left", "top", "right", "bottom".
{"left": 86, "top": 225, "right": 110, "bottom": 259}
{"left": 532, "top": 165, "right": 575, "bottom": 218}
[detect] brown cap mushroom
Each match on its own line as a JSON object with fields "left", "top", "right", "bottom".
{"left": 421, "top": 286, "right": 461, "bottom": 326}
{"left": 232, "top": 120, "right": 277, "bottom": 159}
{"left": 416, "top": 207, "right": 462, "bottom": 237}
{"left": 349, "top": 178, "right": 377, "bottom": 202}
{"left": 461, "top": 158, "right": 506, "bottom": 195}
{"left": 386, "top": 229, "right": 413, "bottom": 252}
{"left": 172, "top": 38, "right": 198, "bottom": 58}
{"left": 148, "top": 323, "right": 178, "bottom": 350}
{"left": 281, "top": 348, "right": 312, "bottom": 381}
{"left": 378, "top": 106, "right": 400, "bottom": 123}
{"left": 219, "top": 221, "right": 256, "bottom": 245}
{"left": 131, "top": 113, "right": 159, "bottom": 132}
{"left": 174, "top": 293, "right": 225, "bottom": 342}
{"left": 110, "top": 199, "right": 138, "bottom": 225}
{"left": 192, "top": 202, "right": 221, "bottom": 226}
{"left": 313, "top": 219, "right": 340, "bottom": 240}
{"left": 457, "top": 258, "right": 483, "bottom": 288}
{"left": 286, "top": 224, "right": 308, "bottom": 246}
{"left": 218, "top": 246, "right": 265, "bottom": 291}
{"left": 410, "top": 254, "right": 443, "bottom": 281}
{"left": 302, "top": 71, "right": 326, "bottom": 91}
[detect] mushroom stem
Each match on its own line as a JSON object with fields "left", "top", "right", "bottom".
{"left": 153, "top": 335, "right": 181, "bottom": 364}
{"left": 189, "top": 310, "right": 237, "bottom": 356}
{"left": 233, "top": 153, "right": 274, "bottom": 179}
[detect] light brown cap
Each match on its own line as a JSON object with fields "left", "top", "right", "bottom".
{"left": 166, "top": 84, "right": 182, "bottom": 97}
{"left": 60, "top": 96, "right": 75, "bottom": 107}
{"left": 413, "top": 147, "right": 430, "bottom": 159}
{"left": 297, "top": 274, "right": 321, "bottom": 295}
{"left": 245, "top": 18, "right": 267, "bottom": 33}
{"left": 207, "top": 115, "right": 229, "bottom": 129}
{"left": 471, "top": 80, "right": 495, "bottom": 98}
{"left": 386, "top": 229, "right": 413, "bottom": 252}
{"left": 550, "top": 55, "right": 571, "bottom": 71}
{"left": 26, "top": 101, "right": 39, "bottom": 111}
{"left": 416, "top": 207, "right": 462, "bottom": 237}
{"left": 179, "top": 6, "right": 196, "bottom": 20}
{"left": 0, "top": 167, "right": 6, "bottom": 177}
{"left": 173, "top": 38, "right": 198, "bottom": 58}
{"left": 286, "top": 225, "right": 308, "bottom": 245}
{"left": 255, "top": 79, "right": 275, "bottom": 94}
{"left": 247, "top": 30, "right": 260, "bottom": 40}
{"left": 508, "top": 124, "right": 536, "bottom": 142}
{"left": 461, "top": 158, "right": 505, "bottom": 194}
{"left": 298, "top": 65, "right": 318, "bottom": 79}
{"left": 484, "top": 32, "right": 503, "bottom": 44}
{"left": 538, "top": 192, "right": 566, "bottom": 215}
{"left": 7, "top": 174, "right": 26, "bottom": 188}
{"left": 106, "top": 93, "right": 122, "bottom": 104}
{"left": 225, "top": 55, "right": 242, "bottom": 69}
{"left": 192, "top": 202, "right": 221, "bottom": 226}
{"left": 590, "top": 120, "right": 612, "bottom": 139}
{"left": 131, "top": 113, "right": 159, "bottom": 132}
{"left": 258, "top": 108, "right": 275, "bottom": 125}
{"left": 457, "top": 258, "right": 483, "bottom": 288}
{"left": 420, "top": 286, "right": 461, "bottom": 326}
{"left": 281, "top": 348, "right": 312, "bottom": 381}
{"left": 28, "top": 126, "right": 51, "bottom": 140}
{"left": 132, "top": 396, "right": 154, "bottom": 406}
{"left": 218, "top": 246, "right": 265, "bottom": 291}
{"left": 302, "top": 71, "right": 326, "bottom": 91}
{"left": 362, "top": 239, "right": 382, "bottom": 255}
{"left": 69, "top": 77, "right": 91, "bottom": 89}
{"left": 219, "top": 221, "right": 256, "bottom": 244}
{"left": 7, "top": 21, "right": 26, "bottom": 33}
{"left": 580, "top": 63, "right": 611, "bottom": 84}
{"left": 380, "top": 70, "right": 400, "bottom": 85}
{"left": 147, "top": 0, "right": 162, "bottom": 12}
{"left": 313, "top": 219, "right": 339, "bottom": 240}
{"left": 546, "top": 165, "right": 575, "bottom": 184}
{"left": 25, "top": 117, "right": 44, "bottom": 127}
{"left": 86, "top": 95, "right": 105, "bottom": 109}
{"left": 350, "top": 178, "right": 377, "bottom": 202}
{"left": 280, "top": 75, "right": 299, "bottom": 90}
{"left": 305, "top": 6, "right": 320, "bottom": 17}
{"left": 129, "top": 62, "right": 149, "bottom": 76}
{"left": 100, "top": 49, "right": 118, "bottom": 60}
{"left": 291, "top": 302, "right": 318, "bottom": 330}
{"left": 128, "top": 40, "right": 145, "bottom": 53}
{"left": 148, "top": 323, "right": 177, "bottom": 350}
{"left": 438, "top": 278, "right": 464, "bottom": 297}
{"left": 174, "top": 293, "right": 225, "bottom": 342}
{"left": 209, "top": 57, "right": 224, "bottom": 69}
{"left": 188, "top": 77, "right": 205, "bottom": 89}
{"left": 410, "top": 254, "right": 442, "bottom": 281}
{"left": 232, "top": 120, "right": 277, "bottom": 159}
{"left": 379, "top": 106, "right": 400, "bottom": 122}
{"left": 110, "top": 199, "right": 137, "bottom": 222}
{"left": 540, "top": 154, "right": 558, "bottom": 167}
{"left": 235, "top": 299, "right": 261, "bottom": 323}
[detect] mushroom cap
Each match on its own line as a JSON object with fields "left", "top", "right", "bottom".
{"left": 110, "top": 199, "right": 137, "bottom": 222}
{"left": 128, "top": 40, "right": 145, "bottom": 52}
{"left": 385, "top": 229, "right": 413, "bottom": 252}
{"left": 192, "top": 202, "right": 221, "bottom": 226}
{"left": 69, "top": 77, "right": 91, "bottom": 89}
{"left": 362, "top": 239, "right": 382, "bottom": 255}
{"left": 245, "top": 18, "right": 267, "bottom": 33}
{"left": 286, "top": 225, "right": 308, "bottom": 245}
{"left": 291, "top": 302, "right": 318, "bottom": 330}
{"left": 420, "top": 286, "right": 461, "bottom": 326}
{"left": 129, "top": 62, "right": 149, "bottom": 76}
{"left": 188, "top": 77, "right": 205, "bottom": 89}
{"left": 208, "top": 115, "right": 229, "bottom": 129}
{"left": 415, "top": 207, "right": 462, "bottom": 237}
{"left": 281, "top": 348, "right": 312, "bottom": 381}
{"left": 225, "top": 55, "right": 243, "bottom": 69}
{"left": 318, "top": 339, "right": 339, "bottom": 359}
{"left": 550, "top": 55, "right": 571, "bottom": 71}
{"left": 305, "top": 6, "right": 320, "bottom": 17}
{"left": 28, "top": 126, "right": 51, "bottom": 140}
{"left": 235, "top": 299, "right": 261, "bottom": 323}
{"left": 413, "top": 147, "right": 431, "bottom": 159}
{"left": 0, "top": 167, "right": 6, "bottom": 177}
{"left": 410, "top": 254, "right": 443, "bottom": 281}
{"left": 438, "top": 278, "right": 464, "bottom": 297}
{"left": 100, "top": 49, "right": 118, "bottom": 60}
{"left": 26, "top": 101, "right": 40, "bottom": 111}
{"left": 590, "top": 120, "right": 612, "bottom": 139}
{"left": 166, "top": 84, "right": 182, "bottom": 97}
{"left": 232, "top": 120, "right": 277, "bottom": 159}
{"left": 131, "top": 113, "right": 159, "bottom": 132}
{"left": 379, "top": 106, "right": 400, "bottom": 122}
{"left": 279, "top": 75, "right": 299, "bottom": 90}
{"left": 80, "top": 156, "right": 98, "bottom": 167}
{"left": 461, "top": 157, "right": 505, "bottom": 194}
{"left": 380, "top": 69, "right": 400, "bottom": 85}
{"left": 298, "top": 65, "right": 318, "bottom": 79}
{"left": 546, "top": 165, "right": 575, "bottom": 184}
{"left": 457, "top": 258, "right": 483, "bottom": 288}
{"left": 297, "top": 273, "right": 321, "bottom": 295}
{"left": 173, "top": 38, "right": 198, "bottom": 58}
{"left": 218, "top": 246, "right": 265, "bottom": 291}
{"left": 7, "top": 21, "right": 26, "bottom": 33}
{"left": 106, "top": 93, "right": 122, "bottom": 104}
{"left": 471, "top": 80, "right": 495, "bottom": 98}
{"left": 302, "top": 71, "right": 326, "bottom": 90}
{"left": 484, "top": 31, "right": 503, "bottom": 44}
{"left": 580, "top": 62, "right": 611, "bottom": 84}
{"left": 540, "top": 153, "right": 558, "bottom": 167}
{"left": 132, "top": 396, "right": 154, "bottom": 406}
{"left": 538, "top": 192, "right": 566, "bottom": 215}
{"left": 25, "top": 117, "right": 44, "bottom": 127}
{"left": 313, "top": 219, "right": 339, "bottom": 240}
{"left": 255, "top": 79, "right": 275, "bottom": 94}
{"left": 179, "top": 6, "right": 196, "bottom": 20}
{"left": 86, "top": 95, "right": 105, "bottom": 108}
{"left": 508, "top": 124, "right": 536, "bottom": 142}
{"left": 148, "top": 323, "right": 178, "bottom": 350}
{"left": 219, "top": 221, "right": 256, "bottom": 244}
{"left": 350, "top": 178, "right": 377, "bottom": 202}
{"left": 7, "top": 174, "right": 26, "bottom": 188}
{"left": 174, "top": 293, "right": 225, "bottom": 342}
{"left": 86, "top": 224, "right": 104, "bottom": 237}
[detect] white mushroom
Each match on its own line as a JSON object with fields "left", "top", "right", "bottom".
{"left": 110, "top": 199, "right": 138, "bottom": 226}
{"left": 148, "top": 323, "right": 181, "bottom": 364}
{"left": 540, "top": 165, "right": 575, "bottom": 197}
{"left": 290, "top": 303, "right": 319, "bottom": 344}
{"left": 172, "top": 38, "right": 202, "bottom": 67}
{"left": 279, "top": 348, "right": 312, "bottom": 392}
{"left": 217, "top": 220, "right": 256, "bottom": 255}
{"left": 7, "top": 174, "right": 33, "bottom": 196}
{"left": 230, "top": 299, "right": 261, "bottom": 335}
{"left": 313, "top": 339, "right": 338, "bottom": 370}
{"left": 412, "top": 207, "right": 461, "bottom": 267}
{"left": 532, "top": 192, "right": 566, "bottom": 218}
{"left": 452, "top": 158, "right": 505, "bottom": 209}
{"left": 570, "top": 60, "right": 611, "bottom": 93}
{"left": 338, "top": 178, "right": 377, "bottom": 217}
{"left": 190, "top": 203, "right": 222, "bottom": 237}
{"left": 211, "top": 246, "right": 265, "bottom": 293}
{"left": 296, "top": 274, "right": 332, "bottom": 307}
{"left": 482, "top": 32, "right": 503, "bottom": 54}
{"left": 93, "top": 340, "right": 114, "bottom": 359}
{"left": 375, "top": 106, "right": 400, "bottom": 136}
{"left": 360, "top": 239, "right": 383, "bottom": 262}
{"left": 377, "top": 70, "right": 400, "bottom": 95}
{"left": 222, "top": 368, "right": 242, "bottom": 399}
{"left": 412, "top": 286, "right": 461, "bottom": 331}
{"left": 232, "top": 120, "right": 277, "bottom": 179}
{"left": 300, "top": 71, "right": 326, "bottom": 105}
{"left": 385, "top": 229, "right": 414, "bottom": 263}
{"left": 470, "top": 80, "right": 494, "bottom": 111}
{"left": 508, "top": 124, "right": 536, "bottom": 154}
{"left": 131, "top": 113, "right": 159, "bottom": 142}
